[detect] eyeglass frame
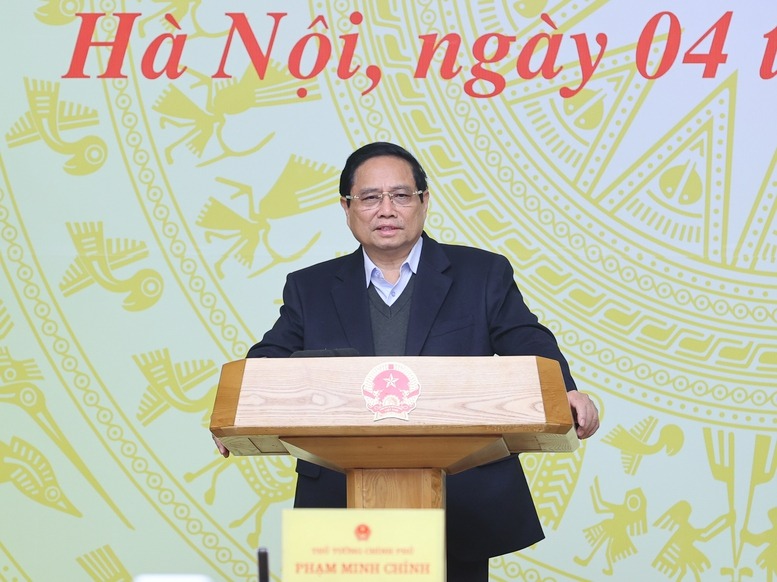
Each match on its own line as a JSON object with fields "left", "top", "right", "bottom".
{"left": 342, "top": 189, "right": 427, "bottom": 208}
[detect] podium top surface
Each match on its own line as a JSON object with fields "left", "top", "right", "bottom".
{"left": 210, "top": 356, "right": 578, "bottom": 466}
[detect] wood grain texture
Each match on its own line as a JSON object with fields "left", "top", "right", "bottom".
{"left": 347, "top": 469, "right": 445, "bottom": 508}
{"left": 210, "top": 356, "right": 578, "bottom": 464}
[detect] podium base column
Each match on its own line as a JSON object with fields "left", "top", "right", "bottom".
{"left": 346, "top": 468, "right": 445, "bottom": 509}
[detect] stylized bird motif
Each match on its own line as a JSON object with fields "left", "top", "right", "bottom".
{"left": 196, "top": 193, "right": 260, "bottom": 276}
{"left": 197, "top": 155, "right": 337, "bottom": 277}
{"left": 59, "top": 222, "right": 163, "bottom": 311}
{"left": 602, "top": 416, "right": 684, "bottom": 475}
{"left": 0, "top": 346, "right": 42, "bottom": 385}
{"left": 0, "top": 348, "right": 133, "bottom": 528}
{"left": 35, "top": 0, "right": 84, "bottom": 25}
{"left": 154, "top": 61, "right": 317, "bottom": 165}
{"left": 185, "top": 455, "right": 295, "bottom": 547}
{"left": 6, "top": 78, "right": 107, "bottom": 175}
{"left": 134, "top": 349, "right": 218, "bottom": 426}
{"left": 154, "top": 84, "right": 222, "bottom": 163}
{"left": 0, "top": 437, "right": 80, "bottom": 516}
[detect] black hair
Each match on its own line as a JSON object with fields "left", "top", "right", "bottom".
{"left": 339, "top": 142, "right": 428, "bottom": 203}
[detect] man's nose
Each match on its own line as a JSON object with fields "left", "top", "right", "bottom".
{"left": 377, "top": 193, "right": 396, "bottom": 214}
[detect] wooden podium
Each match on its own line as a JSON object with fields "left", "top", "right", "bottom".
{"left": 210, "top": 356, "right": 577, "bottom": 510}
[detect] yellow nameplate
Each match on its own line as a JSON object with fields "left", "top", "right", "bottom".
{"left": 282, "top": 509, "right": 444, "bottom": 581}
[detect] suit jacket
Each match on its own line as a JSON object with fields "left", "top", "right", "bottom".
{"left": 247, "top": 233, "right": 577, "bottom": 560}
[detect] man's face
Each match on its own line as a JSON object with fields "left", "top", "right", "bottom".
{"left": 341, "top": 155, "right": 429, "bottom": 263}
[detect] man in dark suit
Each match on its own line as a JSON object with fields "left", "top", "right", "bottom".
{"left": 217, "top": 142, "right": 599, "bottom": 581}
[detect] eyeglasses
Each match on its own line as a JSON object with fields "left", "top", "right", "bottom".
{"left": 344, "top": 189, "right": 425, "bottom": 209}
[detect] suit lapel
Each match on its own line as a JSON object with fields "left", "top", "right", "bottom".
{"left": 405, "top": 234, "right": 452, "bottom": 355}
{"left": 332, "top": 248, "right": 375, "bottom": 356}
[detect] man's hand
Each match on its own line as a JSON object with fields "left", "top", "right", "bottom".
{"left": 213, "top": 434, "right": 230, "bottom": 458}
{"left": 567, "top": 390, "right": 599, "bottom": 439}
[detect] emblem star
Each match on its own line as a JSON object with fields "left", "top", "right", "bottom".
{"left": 383, "top": 373, "right": 399, "bottom": 389}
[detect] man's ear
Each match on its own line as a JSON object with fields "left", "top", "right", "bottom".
{"left": 340, "top": 197, "right": 351, "bottom": 226}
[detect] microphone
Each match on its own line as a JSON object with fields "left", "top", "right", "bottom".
{"left": 290, "top": 348, "right": 360, "bottom": 358}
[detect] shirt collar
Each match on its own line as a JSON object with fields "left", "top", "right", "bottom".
{"left": 361, "top": 236, "right": 423, "bottom": 287}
